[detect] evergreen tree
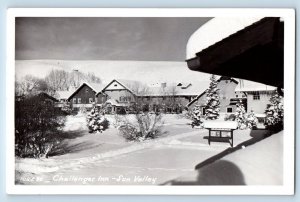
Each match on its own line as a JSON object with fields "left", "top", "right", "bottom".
{"left": 191, "top": 105, "right": 204, "bottom": 128}
{"left": 86, "top": 106, "right": 109, "bottom": 133}
{"left": 246, "top": 110, "right": 258, "bottom": 129}
{"left": 235, "top": 100, "right": 247, "bottom": 129}
{"left": 264, "top": 90, "right": 284, "bottom": 131}
{"left": 204, "top": 75, "right": 220, "bottom": 120}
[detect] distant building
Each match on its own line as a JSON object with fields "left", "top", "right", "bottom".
{"left": 235, "top": 81, "right": 276, "bottom": 114}
{"left": 63, "top": 77, "right": 275, "bottom": 115}
{"left": 67, "top": 82, "right": 106, "bottom": 109}
{"left": 187, "top": 77, "right": 239, "bottom": 113}
{"left": 99, "top": 79, "right": 208, "bottom": 114}
{"left": 187, "top": 77, "right": 276, "bottom": 115}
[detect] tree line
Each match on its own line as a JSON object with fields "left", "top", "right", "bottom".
{"left": 16, "top": 69, "right": 102, "bottom": 98}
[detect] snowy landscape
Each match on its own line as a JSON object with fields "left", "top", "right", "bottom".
{"left": 15, "top": 112, "right": 277, "bottom": 185}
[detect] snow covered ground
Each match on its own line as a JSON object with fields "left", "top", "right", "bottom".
{"left": 15, "top": 113, "right": 276, "bottom": 185}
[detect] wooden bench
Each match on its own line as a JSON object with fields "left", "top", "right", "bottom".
{"left": 203, "top": 121, "right": 238, "bottom": 147}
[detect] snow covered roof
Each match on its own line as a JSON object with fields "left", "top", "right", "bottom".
{"left": 235, "top": 80, "right": 276, "bottom": 92}
{"left": 186, "top": 17, "right": 264, "bottom": 59}
{"left": 102, "top": 79, "right": 148, "bottom": 96}
{"left": 67, "top": 82, "right": 105, "bottom": 100}
{"left": 145, "top": 81, "right": 208, "bottom": 97}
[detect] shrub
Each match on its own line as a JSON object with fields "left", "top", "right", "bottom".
{"left": 15, "top": 95, "right": 66, "bottom": 158}
{"left": 118, "top": 113, "right": 164, "bottom": 142}
{"left": 86, "top": 106, "right": 109, "bottom": 133}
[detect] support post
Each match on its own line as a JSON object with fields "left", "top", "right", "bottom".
{"left": 208, "top": 129, "right": 211, "bottom": 145}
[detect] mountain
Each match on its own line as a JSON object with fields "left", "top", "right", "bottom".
{"left": 15, "top": 60, "right": 211, "bottom": 85}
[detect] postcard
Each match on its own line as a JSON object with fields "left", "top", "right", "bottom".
{"left": 6, "top": 8, "right": 295, "bottom": 195}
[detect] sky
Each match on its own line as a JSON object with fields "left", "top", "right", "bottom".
{"left": 15, "top": 17, "right": 211, "bottom": 61}
{"left": 15, "top": 17, "right": 212, "bottom": 84}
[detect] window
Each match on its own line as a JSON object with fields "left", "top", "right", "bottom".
{"left": 86, "top": 89, "right": 89, "bottom": 93}
{"left": 236, "top": 95, "right": 239, "bottom": 98}
{"left": 73, "top": 98, "right": 76, "bottom": 103}
{"left": 78, "top": 98, "right": 81, "bottom": 104}
{"left": 253, "top": 92, "right": 260, "bottom": 100}
{"left": 202, "top": 107, "right": 206, "bottom": 115}
{"left": 89, "top": 98, "right": 93, "bottom": 103}
{"left": 114, "top": 84, "right": 118, "bottom": 87}
{"left": 227, "top": 107, "right": 233, "bottom": 113}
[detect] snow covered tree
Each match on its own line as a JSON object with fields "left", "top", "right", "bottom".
{"left": 235, "top": 100, "right": 247, "bottom": 129}
{"left": 264, "top": 90, "right": 284, "bottom": 131}
{"left": 246, "top": 110, "right": 258, "bottom": 129}
{"left": 204, "top": 75, "right": 220, "bottom": 120}
{"left": 191, "top": 105, "right": 204, "bottom": 128}
{"left": 86, "top": 106, "right": 109, "bottom": 133}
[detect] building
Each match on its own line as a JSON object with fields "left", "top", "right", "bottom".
{"left": 143, "top": 81, "right": 207, "bottom": 113}
{"left": 187, "top": 76, "right": 239, "bottom": 113}
{"left": 67, "top": 82, "right": 106, "bottom": 109}
{"left": 100, "top": 79, "right": 144, "bottom": 113}
{"left": 99, "top": 79, "right": 208, "bottom": 114}
{"left": 235, "top": 80, "right": 276, "bottom": 115}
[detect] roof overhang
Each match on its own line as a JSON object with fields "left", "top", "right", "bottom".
{"left": 186, "top": 17, "right": 284, "bottom": 88}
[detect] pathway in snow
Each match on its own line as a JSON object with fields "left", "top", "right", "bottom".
{"left": 15, "top": 114, "right": 266, "bottom": 185}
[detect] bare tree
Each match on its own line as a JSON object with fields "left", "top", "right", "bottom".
{"left": 45, "top": 69, "right": 102, "bottom": 91}
{"left": 16, "top": 75, "right": 49, "bottom": 97}
{"left": 159, "top": 83, "right": 180, "bottom": 113}
{"left": 45, "top": 69, "right": 69, "bottom": 91}
{"left": 87, "top": 72, "right": 102, "bottom": 84}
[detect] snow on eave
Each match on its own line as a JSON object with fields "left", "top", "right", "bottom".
{"left": 186, "top": 17, "right": 264, "bottom": 59}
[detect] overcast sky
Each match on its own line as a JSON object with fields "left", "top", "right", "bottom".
{"left": 15, "top": 17, "right": 211, "bottom": 61}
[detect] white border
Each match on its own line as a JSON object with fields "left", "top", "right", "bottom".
{"left": 6, "top": 8, "right": 295, "bottom": 195}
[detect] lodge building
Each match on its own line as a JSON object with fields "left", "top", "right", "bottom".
{"left": 56, "top": 76, "right": 276, "bottom": 117}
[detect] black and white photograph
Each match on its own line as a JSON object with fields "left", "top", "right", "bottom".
{"left": 6, "top": 8, "right": 295, "bottom": 195}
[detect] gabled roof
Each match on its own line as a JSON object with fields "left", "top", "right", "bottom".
{"left": 67, "top": 82, "right": 105, "bottom": 100}
{"left": 187, "top": 76, "right": 238, "bottom": 107}
{"left": 101, "top": 79, "right": 148, "bottom": 96}
{"left": 187, "top": 91, "right": 206, "bottom": 107}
